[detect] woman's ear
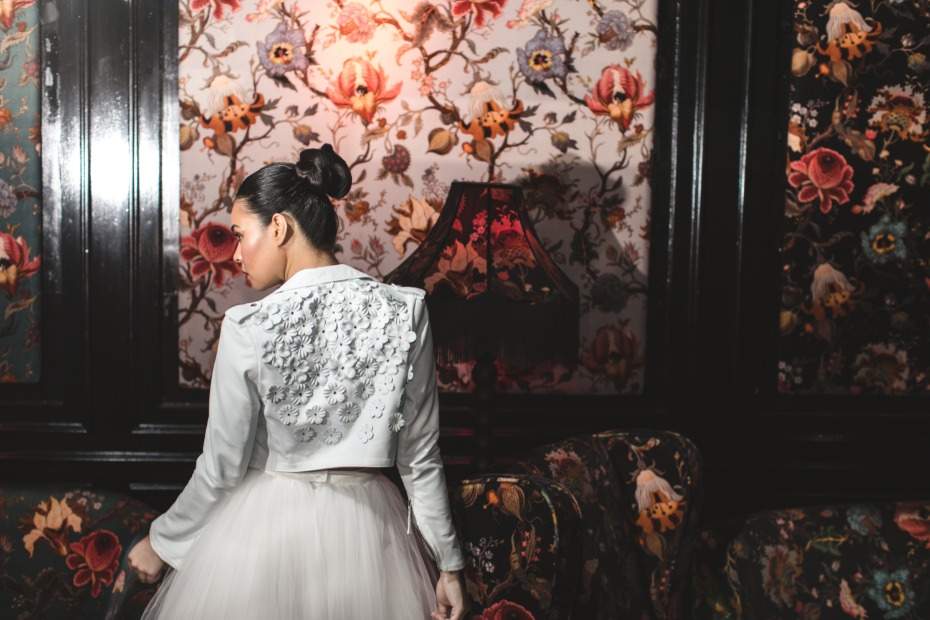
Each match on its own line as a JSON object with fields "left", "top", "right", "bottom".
{"left": 270, "top": 212, "right": 291, "bottom": 246}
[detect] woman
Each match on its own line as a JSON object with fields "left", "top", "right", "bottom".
{"left": 128, "top": 144, "right": 468, "bottom": 620}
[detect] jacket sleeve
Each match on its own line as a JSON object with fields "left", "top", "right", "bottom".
{"left": 149, "top": 313, "right": 261, "bottom": 569}
{"left": 395, "top": 294, "right": 466, "bottom": 572}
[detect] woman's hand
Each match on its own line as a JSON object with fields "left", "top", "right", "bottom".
{"left": 127, "top": 535, "right": 166, "bottom": 584}
{"left": 432, "top": 569, "right": 469, "bottom": 620}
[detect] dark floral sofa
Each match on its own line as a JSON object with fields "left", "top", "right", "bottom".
{"left": 450, "top": 429, "right": 704, "bottom": 619}
{"left": 0, "top": 484, "right": 159, "bottom": 619}
{"left": 690, "top": 502, "right": 930, "bottom": 619}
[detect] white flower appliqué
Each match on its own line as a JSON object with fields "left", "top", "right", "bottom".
{"left": 370, "top": 400, "right": 386, "bottom": 418}
{"left": 304, "top": 406, "right": 327, "bottom": 425}
{"left": 290, "top": 384, "right": 313, "bottom": 406}
{"left": 266, "top": 385, "right": 287, "bottom": 404}
{"left": 338, "top": 401, "right": 361, "bottom": 423}
{"left": 375, "top": 373, "right": 396, "bottom": 395}
{"left": 389, "top": 412, "right": 405, "bottom": 433}
{"left": 323, "top": 428, "right": 343, "bottom": 445}
{"left": 278, "top": 404, "right": 300, "bottom": 426}
{"left": 357, "top": 423, "right": 374, "bottom": 443}
{"left": 294, "top": 426, "right": 316, "bottom": 442}
{"left": 354, "top": 379, "right": 375, "bottom": 400}
{"left": 322, "top": 381, "right": 347, "bottom": 405}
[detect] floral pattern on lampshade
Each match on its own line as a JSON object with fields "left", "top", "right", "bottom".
{"left": 0, "top": 1, "right": 41, "bottom": 383}
{"left": 177, "top": 0, "right": 658, "bottom": 393}
{"left": 778, "top": 1, "right": 930, "bottom": 395}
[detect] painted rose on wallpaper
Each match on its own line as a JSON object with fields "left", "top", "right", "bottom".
{"left": 779, "top": 1, "right": 930, "bottom": 395}
{"left": 177, "top": 0, "right": 658, "bottom": 393}
{"left": 788, "top": 147, "right": 855, "bottom": 214}
{"left": 180, "top": 222, "right": 241, "bottom": 286}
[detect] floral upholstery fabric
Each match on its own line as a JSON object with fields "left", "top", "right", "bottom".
{"left": 689, "top": 518, "right": 744, "bottom": 620}
{"left": 451, "top": 475, "right": 583, "bottom": 620}
{"left": 597, "top": 430, "right": 704, "bottom": 619}
{"left": 492, "top": 435, "right": 653, "bottom": 619}
{"left": 0, "top": 485, "right": 158, "bottom": 619}
{"left": 690, "top": 502, "right": 930, "bottom": 619}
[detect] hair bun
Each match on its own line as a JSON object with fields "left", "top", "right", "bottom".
{"left": 294, "top": 144, "right": 352, "bottom": 199}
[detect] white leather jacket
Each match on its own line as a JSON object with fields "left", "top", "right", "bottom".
{"left": 149, "top": 264, "right": 465, "bottom": 572}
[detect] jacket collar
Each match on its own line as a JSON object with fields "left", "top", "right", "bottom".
{"left": 276, "top": 264, "right": 376, "bottom": 293}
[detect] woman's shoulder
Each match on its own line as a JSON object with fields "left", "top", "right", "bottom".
{"left": 371, "top": 280, "right": 425, "bottom": 301}
{"left": 225, "top": 300, "right": 263, "bottom": 324}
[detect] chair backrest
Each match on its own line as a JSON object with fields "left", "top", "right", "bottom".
{"left": 692, "top": 501, "right": 930, "bottom": 619}
{"left": 493, "top": 435, "right": 653, "bottom": 619}
{"left": 450, "top": 474, "right": 583, "bottom": 620}
{"left": 597, "top": 429, "right": 705, "bottom": 620}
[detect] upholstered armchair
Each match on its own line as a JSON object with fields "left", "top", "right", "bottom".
{"left": 451, "top": 429, "right": 704, "bottom": 620}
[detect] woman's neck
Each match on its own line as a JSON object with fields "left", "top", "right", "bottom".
{"left": 283, "top": 249, "right": 338, "bottom": 282}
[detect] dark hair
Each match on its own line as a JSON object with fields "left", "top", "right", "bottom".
{"left": 234, "top": 144, "right": 351, "bottom": 252}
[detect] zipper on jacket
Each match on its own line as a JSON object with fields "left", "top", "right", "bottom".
{"left": 407, "top": 498, "right": 438, "bottom": 563}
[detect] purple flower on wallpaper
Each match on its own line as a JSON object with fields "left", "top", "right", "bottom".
{"left": 516, "top": 29, "right": 567, "bottom": 83}
{"left": 860, "top": 215, "right": 907, "bottom": 264}
{"left": 596, "top": 10, "right": 635, "bottom": 51}
{"left": 0, "top": 178, "right": 16, "bottom": 218}
{"left": 256, "top": 23, "right": 309, "bottom": 77}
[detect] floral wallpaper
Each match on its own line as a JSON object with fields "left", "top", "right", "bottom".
{"left": 779, "top": 0, "right": 930, "bottom": 395}
{"left": 178, "top": 0, "right": 658, "bottom": 394}
{"left": 0, "top": 1, "right": 41, "bottom": 383}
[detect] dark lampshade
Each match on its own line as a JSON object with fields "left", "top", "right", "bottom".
{"left": 385, "top": 182, "right": 578, "bottom": 368}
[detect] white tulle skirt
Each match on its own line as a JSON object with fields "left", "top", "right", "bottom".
{"left": 141, "top": 468, "right": 438, "bottom": 620}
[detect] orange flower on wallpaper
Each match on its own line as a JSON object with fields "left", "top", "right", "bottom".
{"left": 0, "top": 231, "right": 41, "bottom": 298}
{"left": 188, "top": 0, "right": 242, "bottom": 21}
{"left": 584, "top": 65, "right": 655, "bottom": 131}
{"left": 0, "top": 0, "right": 35, "bottom": 30}
{"left": 326, "top": 58, "right": 402, "bottom": 125}
{"left": 22, "top": 496, "right": 83, "bottom": 557}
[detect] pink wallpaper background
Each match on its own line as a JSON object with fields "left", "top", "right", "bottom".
{"left": 178, "top": 0, "right": 658, "bottom": 394}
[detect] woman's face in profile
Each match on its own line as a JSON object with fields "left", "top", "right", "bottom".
{"left": 231, "top": 199, "right": 283, "bottom": 291}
